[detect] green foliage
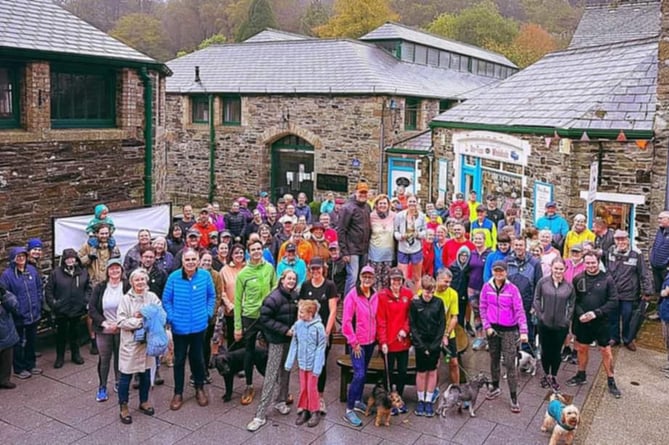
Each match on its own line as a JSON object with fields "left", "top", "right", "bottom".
{"left": 110, "top": 13, "right": 172, "bottom": 61}
{"left": 427, "top": 0, "right": 519, "bottom": 48}
{"left": 300, "top": 0, "right": 332, "bottom": 36}
{"left": 315, "top": 0, "right": 399, "bottom": 38}
{"left": 520, "top": 0, "right": 582, "bottom": 37}
{"left": 235, "top": 0, "right": 278, "bottom": 42}
{"left": 390, "top": 0, "right": 470, "bottom": 27}
{"left": 198, "top": 34, "right": 227, "bottom": 50}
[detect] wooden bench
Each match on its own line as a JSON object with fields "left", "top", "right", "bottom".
{"left": 336, "top": 354, "right": 417, "bottom": 402}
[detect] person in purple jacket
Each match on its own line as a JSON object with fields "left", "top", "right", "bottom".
{"left": 480, "top": 260, "right": 528, "bottom": 414}
{"left": 467, "top": 232, "right": 492, "bottom": 350}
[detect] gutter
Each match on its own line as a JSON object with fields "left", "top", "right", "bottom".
{"left": 140, "top": 68, "right": 153, "bottom": 205}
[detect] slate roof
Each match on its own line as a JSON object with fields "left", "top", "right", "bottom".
{"left": 244, "top": 28, "right": 310, "bottom": 43}
{"left": 390, "top": 130, "right": 433, "bottom": 153}
{"left": 360, "top": 22, "right": 516, "bottom": 68}
{"left": 569, "top": 1, "right": 661, "bottom": 49}
{"left": 432, "top": 38, "right": 657, "bottom": 133}
{"left": 166, "top": 39, "right": 498, "bottom": 99}
{"left": 0, "top": 0, "right": 158, "bottom": 65}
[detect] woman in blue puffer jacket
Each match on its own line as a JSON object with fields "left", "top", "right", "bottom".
{"left": 0, "top": 247, "right": 42, "bottom": 379}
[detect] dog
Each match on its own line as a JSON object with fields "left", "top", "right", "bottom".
{"left": 436, "top": 372, "right": 488, "bottom": 417}
{"left": 365, "top": 381, "right": 392, "bottom": 427}
{"left": 540, "top": 393, "right": 580, "bottom": 445}
{"left": 213, "top": 344, "right": 268, "bottom": 402}
{"left": 502, "top": 350, "right": 537, "bottom": 378}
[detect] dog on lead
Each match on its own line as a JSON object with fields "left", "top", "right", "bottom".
{"left": 213, "top": 344, "right": 268, "bottom": 402}
{"left": 540, "top": 392, "right": 580, "bottom": 445}
{"left": 502, "top": 350, "right": 537, "bottom": 378}
{"left": 436, "top": 372, "right": 488, "bottom": 418}
{"left": 365, "top": 381, "right": 393, "bottom": 427}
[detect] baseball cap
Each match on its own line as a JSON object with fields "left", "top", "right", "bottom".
{"left": 310, "top": 222, "right": 324, "bottom": 232}
{"left": 389, "top": 268, "right": 404, "bottom": 281}
{"left": 286, "top": 243, "right": 297, "bottom": 252}
{"left": 476, "top": 205, "right": 486, "bottom": 212}
{"left": 237, "top": 197, "right": 249, "bottom": 204}
{"left": 279, "top": 215, "right": 294, "bottom": 224}
{"left": 545, "top": 201, "right": 557, "bottom": 208}
{"left": 356, "top": 181, "right": 369, "bottom": 192}
{"left": 360, "top": 265, "right": 375, "bottom": 275}
{"left": 491, "top": 260, "right": 507, "bottom": 271}
{"left": 200, "top": 207, "right": 209, "bottom": 214}
{"left": 328, "top": 241, "right": 339, "bottom": 250}
{"left": 613, "top": 229, "right": 628, "bottom": 239}
{"left": 455, "top": 192, "right": 464, "bottom": 200}
{"left": 220, "top": 231, "right": 232, "bottom": 238}
{"left": 187, "top": 229, "right": 200, "bottom": 238}
{"left": 309, "top": 257, "right": 324, "bottom": 268}
{"left": 259, "top": 191, "right": 268, "bottom": 198}
{"left": 335, "top": 198, "right": 345, "bottom": 204}
{"left": 106, "top": 258, "right": 123, "bottom": 269}
{"left": 570, "top": 244, "right": 583, "bottom": 252}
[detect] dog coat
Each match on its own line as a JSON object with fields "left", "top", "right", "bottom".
{"left": 547, "top": 399, "right": 575, "bottom": 431}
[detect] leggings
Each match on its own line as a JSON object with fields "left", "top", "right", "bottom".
{"left": 488, "top": 329, "right": 519, "bottom": 394}
{"left": 255, "top": 343, "right": 290, "bottom": 419}
{"left": 96, "top": 332, "right": 120, "bottom": 388}
{"left": 384, "top": 350, "right": 409, "bottom": 396}
{"left": 538, "top": 324, "right": 568, "bottom": 376}
{"left": 317, "top": 340, "right": 331, "bottom": 393}
{"left": 242, "top": 316, "right": 262, "bottom": 386}
{"left": 347, "top": 343, "right": 375, "bottom": 409}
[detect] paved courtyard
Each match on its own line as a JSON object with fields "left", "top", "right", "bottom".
{"left": 0, "top": 341, "right": 602, "bottom": 445}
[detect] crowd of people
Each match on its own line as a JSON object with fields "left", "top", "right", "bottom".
{"left": 1, "top": 185, "right": 669, "bottom": 430}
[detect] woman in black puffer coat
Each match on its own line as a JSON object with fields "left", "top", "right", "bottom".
{"left": 246, "top": 269, "right": 299, "bottom": 432}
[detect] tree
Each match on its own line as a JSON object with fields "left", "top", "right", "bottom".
{"left": 390, "top": 0, "right": 470, "bottom": 27}
{"left": 198, "top": 34, "right": 227, "bottom": 50}
{"left": 427, "top": 0, "right": 519, "bottom": 48}
{"left": 314, "top": 0, "right": 399, "bottom": 38}
{"left": 487, "top": 23, "right": 558, "bottom": 68}
{"left": 110, "top": 13, "right": 172, "bottom": 61}
{"left": 56, "top": 0, "right": 159, "bottom": 32}
{"left": 235, "top": 0, "right": 278, "bottom": 42}
{"left": 520, "top": 0, "right": 582, "bottom": 40}
{"left": 300, "top": 0, "right": 332, "bottom": 36}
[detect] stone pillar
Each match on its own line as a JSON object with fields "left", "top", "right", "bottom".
{"left": 24, "top": 62, "right": 50, "bottom": 133}
{"left": 653, "top": 0, "right": 669, "bottom": 216}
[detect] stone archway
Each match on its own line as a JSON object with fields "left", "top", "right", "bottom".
{"left": 262, "top": 123, "right": 323, "bottom": 149}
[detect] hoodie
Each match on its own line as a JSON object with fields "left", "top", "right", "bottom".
{"left": 0, "top": 247, "right": 42, "bottom": 325}
{"left": 285, "top": 314, "right": 326, "bottom": 375}
{"left": 45, "top": 249, "right": 91, "bottom": 318}
{"left": 85, "top": 204, "right": 115, "bottom": 235}
{"left": 449, "top": 246, "right": 471, "bottom": 301}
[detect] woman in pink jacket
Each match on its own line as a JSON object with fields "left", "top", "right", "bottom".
{"left": 479, "top": 260, "right": 528, "bottom": 414}
{"left": 341, "top": 265, "right": 378, "bottom": 427}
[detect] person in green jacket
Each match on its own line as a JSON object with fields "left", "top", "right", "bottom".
{"left": 234, "top": 239, "right": 277, "bottom": 405}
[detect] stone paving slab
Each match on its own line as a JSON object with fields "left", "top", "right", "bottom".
{"left": 0, "top": 340, "right": 607, "bottom": 444}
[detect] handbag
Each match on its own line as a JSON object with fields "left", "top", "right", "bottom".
{"left": 134, "top": 327, "right": 147, "bottom": 343}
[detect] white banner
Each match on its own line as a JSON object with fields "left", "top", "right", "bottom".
{"left": 53, "top": 204, "right": 172, "bottom": 260}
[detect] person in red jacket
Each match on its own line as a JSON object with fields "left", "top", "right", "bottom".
{"left": 376, "top": 268, "right": 412, "bottom": 415}
{"left": 422, "top": 228, "right": 436, "bottom": 278}
{"left": 444, "top": 223, "right": 475, "bottom": 267}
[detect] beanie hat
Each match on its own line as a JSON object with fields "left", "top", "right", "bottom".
{"left": 27, "top": 238, "right": 43, "bottom": 250}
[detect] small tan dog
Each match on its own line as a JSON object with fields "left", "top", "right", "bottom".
{"left": 540, "top": 393, "right": 580, "bottom": 445}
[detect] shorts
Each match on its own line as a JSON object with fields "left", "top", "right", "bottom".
{"left": 415, "top": 348, "right": 440, "bottom": 372}
{"left": 442, "top": 340, "right": 457, "bottom": 358}
{"left": 397, "top": 250, "right": 423, "bottom": 265}
{"left": 573, "top": 319, "right": 610, "bottom": 347}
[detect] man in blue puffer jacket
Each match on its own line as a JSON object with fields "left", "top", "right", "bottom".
{"left": 0, "top": 247, "right": 42, "bottom": 379}
{"left": 162, "top": 248, "right": 215, "bottom": 411}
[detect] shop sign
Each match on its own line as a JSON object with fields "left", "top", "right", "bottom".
{"left": 453, "top": 131, "right": 530, "bottom": 166}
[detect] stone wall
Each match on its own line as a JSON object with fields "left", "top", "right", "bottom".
{"left": 431, "top": 127, "right": 662, "bottom": 251}
{"left": 164, "top": 93, "right": 441, "bottom": 208}
{"left": 0, "top": 61, "right": 165, "bottom": 266}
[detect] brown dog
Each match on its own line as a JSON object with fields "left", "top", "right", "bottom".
{"left": 365, "top": 382, "right": 392, "bottom": 427}
{"left": 540, "top": 393, "right": 580, "bottom": 445}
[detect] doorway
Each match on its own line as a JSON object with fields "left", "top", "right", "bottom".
{"left": 271, "top": 135, "right": 315, "bottom": 202}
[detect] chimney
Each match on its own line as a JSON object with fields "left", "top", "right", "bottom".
{"left": 195, "top": 66, "right": 201, "bottom": 83}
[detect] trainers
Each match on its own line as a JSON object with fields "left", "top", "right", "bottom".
{"left": 274, "top": 401, "right": 291, "bottom": 415}
{"left": 510, "top": 400, "right": 521, "bottom": 413}
{"left": 319, "top": 397, "right": 327, "bottom": 415}
{"left": 539, "top": 375, "right": 550, "bottom": 389}
{"left": 353, "top": 400, "right": 367, "bottom": 414}
{"left": 390, "top": 407, "right": 399, "bottom": 416}
{"left": 398, "top": 403, "right": 408, "bottom": 414}
{"left": 566, "top": 373, "right": 587, "bottom": 387}
{"left": 415, "top": 401, "right": 425, "bottom": 416}
{"left": 307, "top": 411, "right": 321, "bottom": 427}
{"left": 14, "top": 370, "right": 31, "bottom": 380}
{"left": 549, "top": 376, "right": 560, "bottom": 392}
{"left": 96, "top": 386, "right": 108, "bottom": 402}
{"left": 343, "top": 410, "right": 362, "bottom": 427}
{"left": 424, "top": 402, "right": 434, "bottom": 417}
{"left": 431, "top": 387, "right": 440, "bottom": 403}
{"left": 561, "top": 347, "right": 572, "bottom": 362}
{"left": 486, "top": 387, "right": 501, "bottom": 400}
{"left": 472, "top": 338, "right": 487, "bottom": 351}
{"left": 30, "top": 367, "right": 43, "bottom": 375}
{"left": 608, "top": 378, "right": 621, "bottom": 398}
{"left": 113, "top": 382, "right": 119, "bottom": 393}
{"left": 246, "top": 417, "right": 266, "bottom": 432}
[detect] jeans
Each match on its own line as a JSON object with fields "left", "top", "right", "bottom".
{"left": 96, "top": 332, "right": 120, "bottom": 388}
{"left": 55, "top": 316, "right": 82, "bottom": 358}
{"left": 173, "top": 330, "right": 206, "bottom": 394}
{"left": 347, "top": 343, "right": 375, "bottom": 409}
{"left": 609, "top": 300, "right": 635, "bottom": 344}
{"left": 118, "top": 369, "right": 150, "bottom": 405}
{"left": 13, "top": 323, "right": 37, "bottom": 373}
{"left": 344, "top": 254, "right": 364, "bottom": 298}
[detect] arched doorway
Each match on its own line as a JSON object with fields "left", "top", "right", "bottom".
{"left": 271, "top": 135, "right": 315, "bottom": 202}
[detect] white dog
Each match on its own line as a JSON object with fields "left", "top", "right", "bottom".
{"left": 502, "top": 350, "right": 537, "bottom": 378}
{"left": 540, "top": 393, "right": 580, "bottom": 445}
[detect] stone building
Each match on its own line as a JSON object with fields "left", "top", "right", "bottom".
{"left": 429, "top": 0, "right": 663, "bottom": 250}
{"left": 164, "top": 23, "right": 516, "bottom": 206}
{"left": 0, "top": 0, "right": 170, "bottom": 263}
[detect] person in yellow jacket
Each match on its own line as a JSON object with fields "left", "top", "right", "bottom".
{"left": 563, "top": 214, "right": 595, "bottom": 257}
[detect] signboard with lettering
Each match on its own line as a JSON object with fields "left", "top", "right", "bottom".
{"left": 453, "top": 131, "right": 530, "bottom": 166}
{"left": 588, "top": 162, "right": 598, "bottom": 204}
{"left": 534, "top": 181, "right": 553, "bottom": 223}
{"left": 316, "top": 174, "right": 348, "bottom": 193}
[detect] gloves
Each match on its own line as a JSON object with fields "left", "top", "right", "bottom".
{"left": 88, "top": 252, "right": 98, "bottom": 261}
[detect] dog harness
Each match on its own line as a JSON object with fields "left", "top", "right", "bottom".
{"left": 547, "top": 399, "right": 575, "bottom": 431}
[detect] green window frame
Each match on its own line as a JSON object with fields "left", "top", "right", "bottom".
{"left": 439, "top": 100, "right": 456, "bottom": 114}
{"left": 404, "top": 97, "right": 420, "bottom": 131}
{"left": 221, "top": 95, "right": 241, "bottom": 126}
{"left": 0, "top": 63, "right": 20, "bottom": 129}
{"left": 50, "top": 65, "right": 115, "bottom": 129}
{"left": 191, "top": 95, "right": 209, "bottom": 123}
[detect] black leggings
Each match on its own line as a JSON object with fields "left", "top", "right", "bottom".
{"left": 538, "top": 324, "right": 568, "bottom": 376}
{"left": 384, "top": 350, "right": 409, "bottom": 396}
{"left": 317, "top": 339, "right": 331, "bottom": 393}
{"left": 242, "top": 316, "right": 262, "bottom": 386}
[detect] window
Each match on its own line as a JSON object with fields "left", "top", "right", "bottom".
{"left": 0, "top": 64, "right": 19, "bottom": 129}
{"left": 414, "top": 45, "right": 427, "bottom": 65}
{"left": 439, "top": 100, "right": 456, "bottom": 113}
{"left": 486, "top": 62, "right": 494, "bottom": 77}
{"left": 428, "top": 48, "right": 439, "bottom": 67}
{"left": 494, "top": 64, "right": 502, "bottom": 78}
{"left": 402, "top": 42, "right": 415, "bottom": 62}
{"left": 404, "top": 97, "right": 419, "bottom": 131}
{"left": 222, "top": 95, "right": 241, "bottom": 125}
{"left": 450, "top": 53, "right": 460, "bottom": 70}
{"left": 439, "top": 51, "right": 450, "bottom": 68}
{"left": 191, "top": 95, "right": 209, "bottom": 123}
{"left": 50, "top": 65, "right": 115, "bottom": 128}
{"left": 470, "top": 58, "right": 478, "bottom": 74}
{"left": 460, "top": 56, "right": 469, "bottom": 72}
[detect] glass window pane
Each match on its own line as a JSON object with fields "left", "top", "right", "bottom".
{"left": 414, "top": 45, "right": 427, "bottom": 64}
{"left": 0, "top": 68, "right": 14, "bottom": 118}
{"left": 439, "top": 51, "right": 450, "bottom": 68}
{"left": 428, "top": 48, "right": 439, "bottom": 66}
{"left": 402, "top": 42, "right": 415, "bottom": 62}
{"left": 450, "top": 53, "right": 460, "bottom": 70}
{"left": 460, "top": 56, "right": 468, "bottom": 72}
{"left": 50, "top": 68, "right": 113, "bottom": 126}
{"left": 222, "top": 96, "right": 241, "bottom": 124}
{"left": 192, "top": 97, "right": 208, "bottom": 122}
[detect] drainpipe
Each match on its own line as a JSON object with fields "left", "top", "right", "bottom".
{"left": 140, "top": 68, "right": 153, "bottom": 205}
{"left": 379, "top": 99, "right": 385, "bottom": 194}
{"left": 208, "top": 94, "right": 216, "bottom": 203}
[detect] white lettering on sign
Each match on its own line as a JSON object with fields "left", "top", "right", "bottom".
{"left": 453, "top": 131, "right": 530, "bottom": 166}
